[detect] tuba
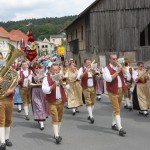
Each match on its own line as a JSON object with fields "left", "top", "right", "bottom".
{"left": 0, "top": 44, "right": 24, "bottom": 98}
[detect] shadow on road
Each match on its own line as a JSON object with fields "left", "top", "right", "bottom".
{"left": 23, "top": 132, "right": 55, "bottom": 144}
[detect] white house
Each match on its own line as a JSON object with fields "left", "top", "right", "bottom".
{"left": 36, "top": 38, "right": 55, "bottom": 56}
{"left": 0, "top": 26, "right": 28, "bottom": 58}
{"left": 50, "top": 35, "right": 66, "bottom": 47}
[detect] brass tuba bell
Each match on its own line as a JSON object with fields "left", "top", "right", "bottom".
{"left": 0, "top": 44, "right": 24, "bottom": 98}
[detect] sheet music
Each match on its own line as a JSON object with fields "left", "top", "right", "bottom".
{"left": 118, "top": 58, "right": 124, "bottom": 64}
{"left": 91, "top": 63, "right": 97, "bottom": 69}
{"left": 51, "top": 74, "right": 61, "bottom": 81}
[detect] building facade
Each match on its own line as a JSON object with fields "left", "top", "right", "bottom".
{"left": 36, "top": 38, "right": 55, "bottom": 56}
{"left": 65, "top": 0, "right": 150, "bottom": 66}
{"left": 50, "top": 35, "right": 66, "bottom": 47}
{"left": 0, "top": 26, "right": 28, "bottom": 58}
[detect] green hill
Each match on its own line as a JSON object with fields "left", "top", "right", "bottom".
{"left": 0, "top": 16, "right": 77, "bottom": 40}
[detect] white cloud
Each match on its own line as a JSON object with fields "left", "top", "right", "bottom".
{"left": 0, "top": 0, "right": 95, "bottom": 22}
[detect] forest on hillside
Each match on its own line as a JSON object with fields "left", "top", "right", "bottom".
{"left": 0, "top": 15, "right": 77, "bottom": 40}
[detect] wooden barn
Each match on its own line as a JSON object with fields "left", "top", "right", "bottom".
{"left": 64, "top": 0, "right": 150, "bottom": 66}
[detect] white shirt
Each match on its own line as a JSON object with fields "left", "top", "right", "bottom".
{"left": 78, "top": 67, "right": 94, "bottom": 87}
{"left": 132, "top": 70, "right": 138, "bottom": 83}
{"left": 48, "top": 61, "right": 53, "bottom": 67}
{"left": 42, "top": 76, "right": 61, "bottom": 99}
{"left": 103, "top": 64, "right": 123, "bottom": 87}
{"left": 124, "top": 66, "right": 134, "bottom": 82}
{"left": 17, "top": 68, "right": 33, "bottom": 87}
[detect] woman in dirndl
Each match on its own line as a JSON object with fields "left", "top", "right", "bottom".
{"left": 64, "top": 62, "right": 83, "bottom": 115}
{"left": 30, "top": 63, "right": 49, "bottom": 130}
{"left": 132, "top": 62, "right": 150, "bottom": 116}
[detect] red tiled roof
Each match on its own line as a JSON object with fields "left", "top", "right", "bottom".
{"left": 0, "top": 26, "right": 28, "bottom": 43}
{"left": 0, "top": 26, "right": 10, "bottom": 38}
{"left": 9, "top": 30, "right": 28, "bottom": 44}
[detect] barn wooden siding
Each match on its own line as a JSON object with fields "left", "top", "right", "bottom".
{"left": 65, "top": 0, "right": 150, "bottom": 64}
{"left": 88, "top": 0, "right": 150, "bottom": 61}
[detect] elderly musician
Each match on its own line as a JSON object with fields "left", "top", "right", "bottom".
{"left": 18, "top": 60, "right": 33, "bottom": 120}
{"left": 103, "top": 53, "right": 129, "bottom": 136}
{"left": 78, "top": 58, "right": 97, "bottom": 124}
{"left": 42, "top": 63, "right": 68, "bottom": 144}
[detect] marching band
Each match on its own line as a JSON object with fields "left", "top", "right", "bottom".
{"left": 0, "top": 47, "right": 150, "bottom": 149}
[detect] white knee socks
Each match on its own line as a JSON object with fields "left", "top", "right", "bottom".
{"left": 24, "top": 106, "right": 29, "bottom": 116}
{"left": 53, "top": 125, "right": 59, "bottom": 138}
{"left": 0, "top": 127, "right": 5, "bottom": 143}
{"left": 125, "top": 98, "right": 131, "bottom": 107}
{"left": 115, "top": 115, "right": 122, "bottom": 131}
{"left": 18, "top": 105, "right": 22, "bottom": 111}
{"left": 5, "top": 127, "right": 10, "bottom": 140}
{"left": 87, "top": 106, "right": 93, "bottom": 118}
{"left": 39, "top": 122, "right": 44, "bottom": 128}
{"left": 112, "top": 114, "right": 116, "bottom": 126}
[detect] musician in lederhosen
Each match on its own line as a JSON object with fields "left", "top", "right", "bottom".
{"left": 95, "top": 62, "right": 104, "bottom": 101}
{"left": 18, "top": 60, "right": 33, "bottom": 120}
{"left": 103, "top": 53, "right": 128, "bottom": 136}
{"left": 132, "top": 62, "right": 150, "bottom": 116}
{"left": 78, "top": 58, "right": 97, "bottom": 124}
{"left": 42, "top": 63, "right": 68, "bottom": 144}
{"left": 0, "top": 53, "right": 16, "bottom": 150}
{"left": 123, "top": 59, "right": 134, "bottom": 111}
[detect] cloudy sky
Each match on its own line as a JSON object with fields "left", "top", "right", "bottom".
{"left": 0, "top": 0, "right": 95, "bottom": 22}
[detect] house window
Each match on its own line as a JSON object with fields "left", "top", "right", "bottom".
{"left": 140, "top": 23, "right": 150, "bottom": 46}
{"left": 42, "top": 45, "right": 44, "bottom": 48}
{"left": 69, "top": 39, "right": 79, "bottom": 54}
{"left": 76, "top": 29, "right": 77, "bottom": 39}
{"left": 148, "top": 24, "right": 150, "bottom": 45}
{"left": 71, "top": 33, "right": 73, "bottom": 40}
{"left": 45, "top": 45, "right": 48, "bottom": 48}
{"left": 81, "top": 26, "right": 84, "bottom": 40}
{"left": 140, "top": 31, "right": 145, "bottom": 46}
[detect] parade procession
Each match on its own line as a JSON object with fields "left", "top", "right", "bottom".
{"left": 1, "top": 0, "right": 150, "bottom": 150}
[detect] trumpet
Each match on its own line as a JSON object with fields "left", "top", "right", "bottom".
{"left": 91, "top": 60, "right": 95, "bottom": 64}
{"left": 61, "top": 77, "right": 67, "bottom": 85}
{"left": 95, "top": 71, "right": 101, "bottom": 76}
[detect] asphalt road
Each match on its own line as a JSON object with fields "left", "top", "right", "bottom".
{"left": 9, "top": 94, "right": 150, "bottom": 150}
